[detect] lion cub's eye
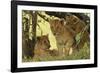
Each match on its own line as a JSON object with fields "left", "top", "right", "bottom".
{"left": 43, "top": 40, "right": 47, "bottom": 44}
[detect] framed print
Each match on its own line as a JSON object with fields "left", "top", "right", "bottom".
{"left": 11, "top": 1, "right": 97, "bottom": 72}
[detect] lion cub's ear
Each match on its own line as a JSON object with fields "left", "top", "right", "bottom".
{"left": 60, "top": 19, "right": 66, "bottom": 26}
{"left": 37, "top": 37, "right": 41, "bottom": 41}
{"left": 71, "top": 15, "right": 79, "bottom": 24}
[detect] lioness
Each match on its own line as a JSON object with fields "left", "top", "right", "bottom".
{"left": 49, "top": 19, "right": 76, "bottom": 56}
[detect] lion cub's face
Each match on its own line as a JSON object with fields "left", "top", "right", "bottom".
{"left": 34, "top": 35, "right": 51, "bottom": 57}
{"left": 49, "top": 19, "right": 65, "bottom": 36}
{"left": 65, "top": 15, "right": 86, "bottom": 34}
{"left": 35, "top": 35, "right": 50, "bottom": 50}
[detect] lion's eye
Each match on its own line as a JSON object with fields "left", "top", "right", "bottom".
{"left": 44, "top": 40, "right": 46, "bottom": 43}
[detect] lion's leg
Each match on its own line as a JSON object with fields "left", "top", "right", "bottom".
{"left": 68, "top": 47, "right": 73, "bottom": 55}
{"left": 62, "top": 48, "right": 66, "bottom": 57}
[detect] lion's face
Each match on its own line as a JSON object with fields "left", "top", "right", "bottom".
{"left": 49, "top": 19, "right": 65, "bottom": 36}
{"left": 36, "top": 35, "right": 50, "bottom": 50}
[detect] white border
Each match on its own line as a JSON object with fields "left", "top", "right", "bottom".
{"left": 17, "top": 5, "right": 94, "bottom": 68}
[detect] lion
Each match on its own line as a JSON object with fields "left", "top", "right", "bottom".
{"left": 33, "top": 35, "right": 51, "bottom": 60}
{"left": 65, "top": 14, "right": 90, "bottom": 50}
{"left": 49, "top": 19, "right": 76, "bottom": 56}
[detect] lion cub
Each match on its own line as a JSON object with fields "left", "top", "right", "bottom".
{"left": 49, "top": 19, "right": 76, "bottom": 56}
{"left": 65, "top": 15, "right": 90, "bottom": 49}
{"left": 33, "top": 35, "right": 51, "bottom": 59}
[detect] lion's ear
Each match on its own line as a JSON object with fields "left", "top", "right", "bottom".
{"left": 60, "top": 19, "right": 66, "bottom": 25}
{"left": 37, "top": 37, "right": 41, "bottom": 41}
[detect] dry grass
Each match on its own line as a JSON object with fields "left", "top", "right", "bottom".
{"left": 22, "top": 42, "right": 90, "bottom": 62}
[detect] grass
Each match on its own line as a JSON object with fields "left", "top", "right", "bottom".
{"left": 22, "top": 42, "right": 90, "bottom": 62}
